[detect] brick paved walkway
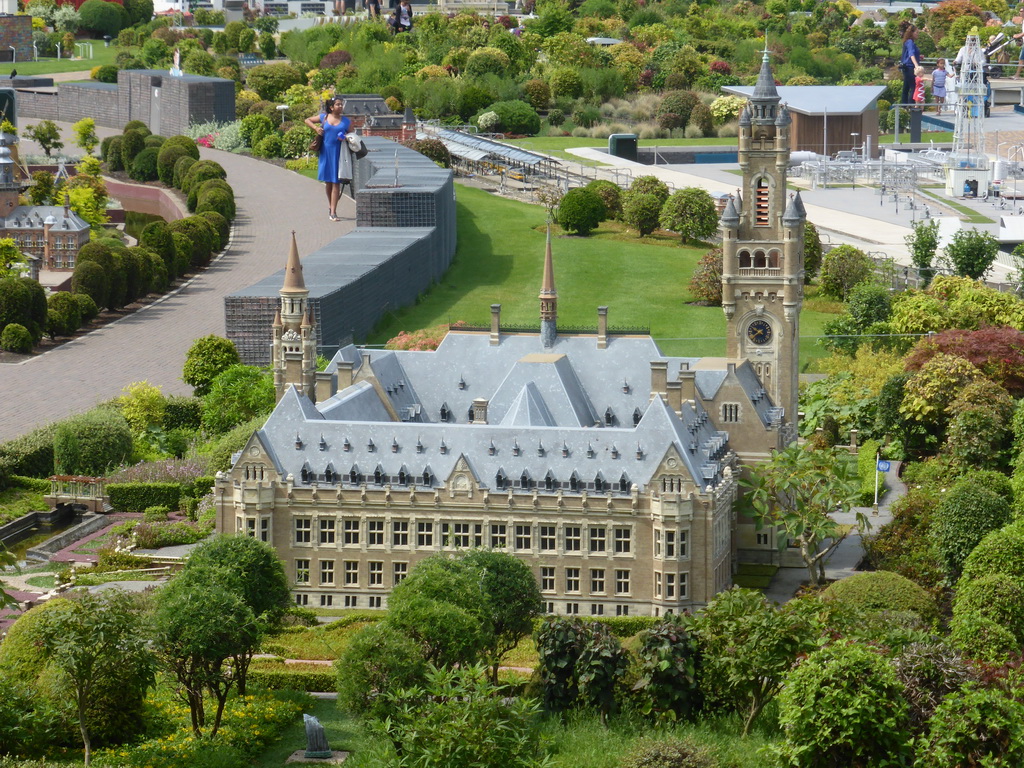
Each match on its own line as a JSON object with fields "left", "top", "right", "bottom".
{"left": 0, "top": 123, "right": 355, "bottom": 442}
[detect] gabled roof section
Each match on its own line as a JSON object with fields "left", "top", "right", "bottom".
{"left": 489, "top": 353, "right": 598, "bottom": 427}
{"left": 368, "top": 351, "right": 422, "bottom": 420}
{"left": 501, "top": 381, "right": 557, "bottom": 426}
{"left": 273, "top": 385, "right": 324, "bottom": 422}
{"left": 318, "top": 380, "right": 393, "bottom": 422}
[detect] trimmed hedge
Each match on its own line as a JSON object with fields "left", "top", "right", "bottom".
{"left": 857, "top": 440, "right": 886, "bottom": 506}
{"left": 823, "top": 570, "right": 938, "bottom": 623}
{"left": 248, "top": 662, "right": 336, "bottom": 692}
{"left": 163, "top": 395, "right": 202, "bottom": 430}
{"left": 529, "top": 614, "right": 659, "bottom": 638}
{"left": 960, "top": 522, "right": 1024, "bottom": 584}
{"left": 107, "top": 482, "right": 182, "bottom": 513}
{"left": 0, "top": 422, "right": 58, "bottom": 478}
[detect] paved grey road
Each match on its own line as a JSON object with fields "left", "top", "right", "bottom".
{"left": 0, "top": 122, "right": 354, "bottom": 442}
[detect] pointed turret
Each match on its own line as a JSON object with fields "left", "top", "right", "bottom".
{"left": 539, "top": 224, "right": 557, "bottom": 348}
{"left": 783, "top": 191, "right": 805, "bottom": 226}
{"left": 750, "top": 41, "right": 781, "bottom": 124}
{"left": 720, "top": 196, "right": 740, "bottom": 228}
{"left": 281, "top": 231, "right": 306, "bottom": 294}
{"left": 273, "top": 232, "right": 317, "bottom": 404}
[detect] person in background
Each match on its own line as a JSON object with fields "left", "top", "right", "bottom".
{"left": 932, "top": 59, "right": 948, "bottom": 113}
{"left": 900, "top": 23, "right": 922, "bottom": 107}
{"left": 1013, "top": 30, "right": 1024, "bottom": 78}
{"left": 913, "top": 65, "right": 926, "bottom": 108}
{"left": 396, "top": 0, "right": 413, "bottom": 31}
{"left": 305, "top": 97, "right": 350, "bottom": 222}
{"left": 366, "top": 0, "right": 381, "bottom": 18}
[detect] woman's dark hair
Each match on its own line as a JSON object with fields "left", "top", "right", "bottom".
{"left": 901, "top": 23, "right": 917, "bottom": 42}
{"left": 325, "top": 97, "right": 343, "bottom": 111}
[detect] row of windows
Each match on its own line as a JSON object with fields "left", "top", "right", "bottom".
{"left": 653, "top": 571, "right": 688, "bottom": 599}
{"left": 294, "top": 519, "right": 653, "bottom": 557}
{"left": 297, "top": 594, "right": 634, "bottom": 616}
{"left": 541, "top": 566, "right": 632, "bottom": 596}
{"left": 296, "top": 558, "right": 409, "bottom": 588}
{"left": 551, "top": 602, "right": 632, "bottom": 617}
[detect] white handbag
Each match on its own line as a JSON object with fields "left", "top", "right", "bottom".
{"left": 346, "top": 133, "right": 368, "bottom": 159}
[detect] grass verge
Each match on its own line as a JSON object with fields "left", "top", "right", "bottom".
{"left": 0, "top": 479, "right": 48, "bottom": 526}
{"left": 0, "top": 40, "right": 120, "bottom": 77}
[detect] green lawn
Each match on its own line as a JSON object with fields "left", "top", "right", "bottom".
{"left": 0, "top": 480, "right": 47, "bottom": 526}
{"left": 0, "top": 40, "right": 120, "bottom": 77}
{"left": 367, "top": 184, "right": 839, "bottom": 370}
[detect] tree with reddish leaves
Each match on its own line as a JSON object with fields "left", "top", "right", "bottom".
{"left": 904, "top": 326, "right": 1024, "bottom": 397}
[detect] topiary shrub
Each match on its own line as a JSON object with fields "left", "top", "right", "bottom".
{"left": 584, "top": 179, "right": 621, "bottom": 220}
{"left": 168, "top": 217, "right": 216, "bottom": 267}
{"left": 960, "top": 522, "right": 1024, "bottom": 583}
{"left": 164, "top": 395, "right": 203, "bottom": 431}
{"left": 107, "top": 483, "right": 182, "bottom": 513}
{"left": 172, "top": 155, "right": 196, "bottom": 190}
{"left": 119, "top": 129, "right": 147, "bottom": 171}
{"left": 244, "top": 62, "right": 305, "bottom": 100}
{"left": 105, "top": 135, "right": 124, "bottom": 172}
{"left": 144, "top": 135, "right": 166, "bottom": 149}
{"left": 143, "top": 505, "right": 171, "bottom": 522}
{"left": 915, "top": 685, "right": 1024, "bottom": 767}
{"left": 771, "top": 642, "right": 912, "bottom": 768}
{"left": 46, "top": 290, "right": 82, "bottom": 339}
{"left": 688, "top": 101, "right": 713, "bottom": 137}
{"left": 0, "top": 322, "right": 33, "bottom": 353}
{"left": 240, "top": 113, "right": 275, "bottom": 148}
{"left": 619, "top": 738, "right": 717, "bottom": 768}
{"left": 483, "top": 100, "right": 541, "bottom": 135}
{"left": 952, "top": 572, "right": 1024, "bottom": 644}
{"left": 95, "top": 64, "right": 118, "bottom": 83}
{"left": 629, "top": 175, "right": 670, "bottom": 205}
{"left": 188, "top": 174, "right": 232, "bottom": 212}
{"left": 934, "top": 482, "right": 1012, "bottom": 577}
{"left": 336, "top": 621, "right": 429, "bottom": 719}
{"left": 196, "top": 187, "right": 236, "bottom": 221}
{"left": 181, "top": 159, "right": 227, "bottom": 196}
{"left": 658, "top": 90, "right": 700, "bottom": 128}
{"left": 556, "top": 187, "right": 605, "bottom": 236}
{"left": 198, "top": 210, "right": 230, "bottom": 247}
{"left": 156, "top": 143, "right": 189, "bottom": 186}
{"left": 129, "top": 146, "right": 159, "bottom": 181}
{"left": 73, "top": 292, "right": 99, "bottom": 324}
{"left": 521, "top": 78, "right": 551, "bottom": 110}
{"left": 622, "top": 192, "right": 663, "bottom": 236}
{"left": 411, "top": 138, "right": 451, "bottom": 168}
{"left": 822, "top": 570, "right": 938, "bottom": 623}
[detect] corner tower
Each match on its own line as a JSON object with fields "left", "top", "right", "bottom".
{"left": 720, "top": 44, "right": 805, "bottom": 425}
{"left": 272, "top": 232, "right": 318, "bottom": 403}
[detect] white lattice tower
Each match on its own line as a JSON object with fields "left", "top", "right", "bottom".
{"left": 950, "top": 33, "right": 988, "bottom": 171}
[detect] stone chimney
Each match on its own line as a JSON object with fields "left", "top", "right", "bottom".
{"left": 490, "top": 303, "right": 501, "bottom": 346}
{"left": 597, "top": 306, "right": 608, "bottom": 349}
{"left": 650, "top": 360, "right": 668, "bottom": 397}
{"left": 472, "top": 398, "right": 489, "bottom": 424}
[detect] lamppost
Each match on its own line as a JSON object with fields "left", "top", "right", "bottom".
{"left": 277, "top": 104, "right": 288, "bottom": 125}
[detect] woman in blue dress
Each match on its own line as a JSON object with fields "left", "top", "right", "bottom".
{"left": 305, "top": 97, "right": 351, "bottom": 221}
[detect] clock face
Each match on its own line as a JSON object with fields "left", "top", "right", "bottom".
{"left": 747, "top": 319, "right": 773, "bottom": 345}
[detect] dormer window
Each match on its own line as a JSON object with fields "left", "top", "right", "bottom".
{"left": 619, "top": 472, "right": 630, "bottom": 492}
{"left": 569, "top": 473, "right": 579, "bottom": 492}
{"left": 545, "top": 472, "right": 555, "bottom": 491}
{"left": 594, "top": 474, "right": 605, "bottom": 493}
{"left": 422, "top": 469, "right": 432, "bottom": 486}
{"left": 325, "top": 465, "right": 335, "bottom": 483}
{"left": 343, "top": 438, "right": 351, "bottom": 452}
{"left": 398, "top": 469, "right": 407, "bottom": 485}
{"left": 520, "top": 471, "right": 531, "bottom": 489}
{"left": 632, "top": 408, "right": 642, "bottom": 427}
{"left": 350, "top": 467, "right": 360, "bottom": 484}
{"left": 295, "top": 434, "right": 303, "bottom": 449}
{"left": 489, "top": 441, "right": 496, "bottom": 456}
{"left": 604, "top": 408, "right": 614, "bottom": 426}
{"left": 467, "top": 405, "right": 475, "bottom": 421}
{"left": 374, "top": 467, "right": 383, "bottom": 485}
{"left": 561, "top": 443, "right": 569, "bottom": 458}
{"left": 319, "top": 435, "right": 327, "bottom": 451}
{"left": 368, "top": 439, "right": 375, "bottom": 452}
{"left": 300, "top": 464, "right": 310, "bottom": 483}
{"left": 495, "top": 470, "right": 506, "bottom": 490}
{"left": 440, "top": 404, "right": 450, "bottom": 422}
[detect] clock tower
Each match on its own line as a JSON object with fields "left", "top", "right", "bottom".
{"left": 720, "top": 45, "right": 805, "bottom": 428}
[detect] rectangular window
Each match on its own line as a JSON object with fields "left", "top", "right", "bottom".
{"left": 564, "top": 526, "right": 581, "bottom": 552}
{"left": 490, "top": 523, "right": 507, "bottom": 549}
{"left": 565, "top": 567, "right": 580, "bottom": 593}
{"left": 666, "top": 573, "right": 676, "bottom": 598}
{"left": 680, "top": 572, "right": 688, "bottom": 598}
{"left": 319, "top": 560, "right": 335, "bottom": 585}
{"left": 665, "top": 531, "right": 675, "bottom": 558}
{"left": 295, "top": 559, "right": 310, "bottom": 584}
{"left": 392, "top": 520, "right": 409, "bottom": 547}
{"left": 474, "top": 524, "right": 483, "bottom": 548}
{"left": 393, "top": 562, "right": 408, "bottom": 585}
{"left": 368, "top": 595, "right": 382, "bottom": 608}
{"left": 540, "top": 566, "right": 555, "bottom": 592}
{"left": 417, "top": 522, "right": 433, "bottom": 547}
{"left": 614, "top": 528, "right": 631, "bottom": 554}
{"left": 451, "top": 522, "right": 470, "bottom": 548}
{"left": 539, "top": 525, "right": 556, "bottom": 551}
{"left": 260, "top": 518, "right": 269, "bottom": 543}
{"left": 344, "top": 561, "right": 358, "bottom": 585}
{"left": 515, "top": 524, "right": 531, "bottom": 550}
{"left": 589, "top": 527, "right": 606, "bottom": 553}
{"left": 368, "top": 561, "right": 383, "bottom": 586}
{"left": 591, "top": 604, "right": 604, "bottom": 616}
{"left": 295, "top": 518, "right": 311, "bottom": 544}
{"left": 367, "top": 520, "right": 384, "bottom": 546}
{"left": 343, "top": 519, "right": 360, "bottom": 545}
{"left": 654, "top": 530, "right": 662, "bottom": 557}
{"left": 566, "top": 602, "right": 579, "bottom": 615}
{"left": 295, "top": 594, "right": 309, "bottom": 606}
{"left": 615, "top": 569, "right": 630, "bottom": 595}
{"left": 344, "top": 595, "right": 358, "bottom": 608}
{"left": 546, "top": 601, "right": 555, "bottom": 614}
{"left": 679, "top": 530, "right": 688, "bottom": 558}
{"left": 590, "top": 568, "right": 605, "bottom": 594}
{"left": 616, "top": 604, "right": 629, "bottom": 616}
{"left": 655, "top": 571, "right": 662, "bottom": 597}
{"left": 320, "top": 518, "right": 336, "bottom": 545}
{"left": 246, "top": 518, "right": 256, "bottom": 538}
{"left": 756, "top": 532, "right": 770, "bottom": 546}
{"left": 320, "top": 594, "right": 333, "bottom": 607}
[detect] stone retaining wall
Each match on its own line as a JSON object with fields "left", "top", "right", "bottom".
{"left": 105, "top": 178, "right": 188, "bottom": 222}
{"left": 24, "top": 513, "right": 108, "bottom": 561}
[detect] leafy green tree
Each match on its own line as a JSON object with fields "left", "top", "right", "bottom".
{"left": 688, "top": 247, "right": 723, "bottom": 305}
{"left": 741, "top": 443, "right": 863, "bottom": 586}
{"left": 201, "top": 364, "right": 275, "bottom": 434}
{"left": 906, "top": 219, "right": 939, "bottom": 285}
{"left": 378, "top": 665, "right": 544, "bottom": 768}
{"left": 336, "top": 622, "right": 429, "bottom": 719}
{"left": 184, "top": 534, "right": 290, "bottom": 694}
{"left": 38, "top": 589, "right": 155, "bottom": 766}
{"left": 52, "top": 407, "right": 133, "bottom": 475}
{"left": 659, "top": 187, "right": 717, "bottom": 244}
{"left": 944, "top": 228, "right": 999, "bottom": 280}
{"left": 634, "top": 613, "right": 702, "bottom": 722}
{"left": 803, "top": 221, "right": 822, "bottom": 281}
{"left": 769, "top": 642, "right": 912, "bottom": 768}
{"left": 153, "top": 565, "right": 258, "bottom": 738}
{"left": 694, "top": 587, "right": 819, "bottom": 735}
{"left": 29, "top": 170, "right": 55, "bottom": 205}
{"left": 622, "top": 192, "right": 663, "bottom": 237}
{"left": 0, "top": 238, "right": 27, "bottom": 279}
{"left": 71, "top": 117, "right": 98, "bottom": 155}
{"left": 556, "top": 188, "right": 605, "bottom": 236}
{"left": 24, "top": 120, "right": 64, "bottom": 158}
{"left": 629, "top": 175, "right": 670, "bottom": 205}
{"left": 182, "top": 334, "right": 241, "bottom": 396}
{"left": 819, "top": 244, "right": 874, "bottom": 300}
{"left": 78, "top": 0, "right": 124, "bottom": 36}
{"left": 46, "top": 291, "right": 82, "bottom": 339}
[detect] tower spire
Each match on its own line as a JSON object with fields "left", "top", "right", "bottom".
{"left": 282, "top": 230, "right": 306, "bottom": 293}
{"left": 539, "top": 224, "right": 557, "bottom": 348}
{"left": 273, "top": 232, "right": 316, "bottom": 403}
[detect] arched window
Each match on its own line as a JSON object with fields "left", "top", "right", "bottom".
{"left": 754, "top": 250, "right": 766, "bottom": 268}
{"left": 422, "top": 470, "right": 432, "bottom": 486}
{"left": 739, "top": 250, "right": 751, "bottom": 268}
{"left": 594, "top": 475, "right": 604, "bottom": 493}
{"left": 768, "top": 249, "right": 780, "bottom": 268}
{"left": 350, "top": 467, "right": 359, "bottom": 484}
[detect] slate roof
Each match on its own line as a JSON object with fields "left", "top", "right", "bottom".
{"left": 722, "top": 85, "right": 888, "bottom": 116}
{"left": 254, "top": 331, "right": 775, "bottom": 495}
{"left": 3, "top": 205, "right": 90, "bottom": 232}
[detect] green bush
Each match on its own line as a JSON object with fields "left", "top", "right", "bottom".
{"left": 252, "top": 134, "right": 282, "bottom": 159}
{"left": 163, "top": 395, "right": 203, "bottom": 430}
{"left": 73, "top": 292, "right": 99, "bottom": 324}
{"left": 143, "top": 505, "right": 170, "bottom": 522}
{"left": 196, "top": 186, "right": 236, "bottom": 221}
{"left": 949, "top": 611, "right": 1020, "bottom": 663}
{"left": 79, "top": 0, "right": 125, "bottom": 37}
{"left": 107, "top": 483, "right": 182, "bottom": 513}
{"left": 131, "top": 519, "right": 211, "bottom": 549}
{"left": 622, "top": 192, "right": 663, "bottom": 236}
{"left": 52, "top": 408, "right": 133, "bottom": 476}
{"left": 168, "top": 217, "right": 216, "bottom": 267}
{"left": 822, "top": 571, "right": 938, "bottom": 623}
{"left": 144, "top": 135, "right": 165, "bottom": 149}
{"left": 1, "top": 323, "right": 33, "bottom": 353}
{"left": 915, "top": 685, "right": 1024, "bottom": 767}
{"left": 198, "top": 210, "right": 230, "bottom": 246}
{"left": 240, "top": 113, "right": 275, "bottom": 148}
{"left": 119, "top": 129, "right": 147, "bottom": 171}
{"left": 105, "top": 135, "right": 124, "bottom": 172}
{"left": 139, "top": 220, "right": 176, "bottom": 276}
{"left": 484, "top": 100, "right": 541, "bottom": 135}
{"left": 155, "top": 143, "right": 190, "bottom": 186}
{"left": 771, "top": 642, "right": 911, "bottom": 768}
{"left": 934, "top": 482, "right": 1012, "bottom": 576}
{"left": 129, "top": 147, "right": 159, "bottom": 182}
{"left": 952, "top": 572, "right": 1024, "bottom": 643}
{"left": 629, "top": 175, "right": 670, "bottom": 205}
{"left": 585, "top": 179, "right": 621, "bottom": 220}
{"left": 248, "top": 662, "right": 336, "bottom": 692}
{"left": 95, "top": 64, "right": 118, "bottom": 83}
{"left": 336, "top": 621, "right": 429, "bottom": 719}
{"left": 181, "top": 159, "right": 226, "bottom": 196}
{"left": 172, "top": 155, "right": 196, "bottom": 189}
{"left": 556, "top": 187, "right": 605, "bottom": 236}
{"left": 71, "top": 259, "right": 109, "bottom": 310}
{"left": 658, "top": 90, "right": 700, "bottom": 128}
{"left": 281, "top": 124, "right": 315, "bottom": 159}
{"left": 960, "top": 522, "right": 1024, "bottom": 583}
{"left": 819, "top": 245, "right": 875, "bottom": 300}
{"left": 245, "top": 62, "right": 305, "bottom": 100}
{"left": 0, "top": 423, "right": 58, "bottom": 478}
{"left": 46, "top": 290, "right": 82, "bottom": 339}
{"left": 199, "top": 414, "right": 266, "bottom": 472}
